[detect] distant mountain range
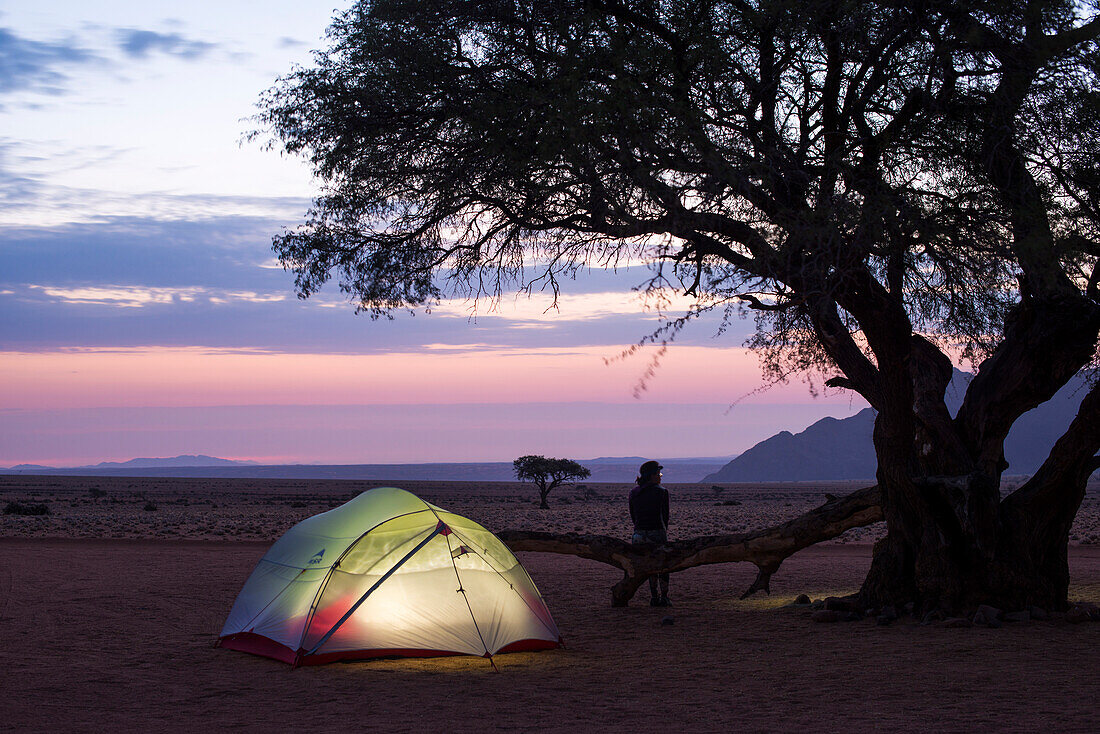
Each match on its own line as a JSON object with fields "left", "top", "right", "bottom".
{"left": 94, "top": 455, "right": 261, "bottom": 469}
{"left": 704, "top": 371, "right": 1091, "bottom": 482}
{"left": 1, "top": 454, "right": 733, "bottom": 484}
{"left": 6, "top": 455, "right": 258, "bottom": 472}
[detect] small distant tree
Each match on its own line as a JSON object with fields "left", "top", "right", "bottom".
{"left": 513, "top": 455, "right": 591, "bottom": 509}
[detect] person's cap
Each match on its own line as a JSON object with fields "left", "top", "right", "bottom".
{"left": 639, "top": 460, "right": 663, "bottom": 478}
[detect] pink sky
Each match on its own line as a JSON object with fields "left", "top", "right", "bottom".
{"left": 0, "top": 345, "right": 867, "bottom": 466}
{"left": 0, "top": 345, "right": 854, "bottom": 409}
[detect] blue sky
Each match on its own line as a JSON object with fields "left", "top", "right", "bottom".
{"left": 0, "top": 2, "right": 866, "bottom": 466}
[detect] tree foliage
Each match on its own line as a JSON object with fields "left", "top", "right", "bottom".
{"left": 513, "top": 454, "right": 592, "bottom": 508}
{"left": 260, "top": 0, "right": 1100, "bottom": 613}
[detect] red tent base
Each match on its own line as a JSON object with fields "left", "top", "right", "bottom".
{"left": 217, "top": 631, "right": 560, "bottom": 666}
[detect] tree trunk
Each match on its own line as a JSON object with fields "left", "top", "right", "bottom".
{"left": 859, "top": 371, "right": 1100, "bottom": 615}
{"left": 991, "top": 381, "right": 1100, "bottom": 610}
{"left": 859, "top": 469, "right": 1088, "bottom": 614}
{"left": 858, "top": 472, "right": 1007, "bottom": 614}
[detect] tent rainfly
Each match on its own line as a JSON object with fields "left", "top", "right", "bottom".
{"left": 218, "top": 487, "right": 561, "bottom": 666}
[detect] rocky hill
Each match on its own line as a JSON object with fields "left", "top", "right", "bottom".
{"left": 705, "top": 372, "right": 1089, "bottom": 482}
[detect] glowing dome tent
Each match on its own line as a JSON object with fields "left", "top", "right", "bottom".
{"left": 218, "top": 487, "right": 560, "bottom": 666}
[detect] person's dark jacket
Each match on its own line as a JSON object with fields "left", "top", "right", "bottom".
{"left": 629, "top": 481, "right": 669, "bottom": 533}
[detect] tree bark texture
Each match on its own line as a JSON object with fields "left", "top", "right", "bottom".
{"left": 497, "top": 485, "right": 882, "bottom": 606}
{"left": 857, "top": 335, "right": 1100, "bottom": 615}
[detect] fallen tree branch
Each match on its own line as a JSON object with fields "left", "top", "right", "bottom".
{"left": 497, "top": 485, "right": 883, "bottom": 606}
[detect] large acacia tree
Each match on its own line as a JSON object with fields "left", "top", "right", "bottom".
{"left": 260, "top": 0, "right": 1100, "bottom": 614}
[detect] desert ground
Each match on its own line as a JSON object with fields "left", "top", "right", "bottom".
{"left": 2, "top": 475, "right": 1100, "bottom": 732}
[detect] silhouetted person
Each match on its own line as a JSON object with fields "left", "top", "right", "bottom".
{"left": 629, "top": 460, "right": 671, "bottom": 606}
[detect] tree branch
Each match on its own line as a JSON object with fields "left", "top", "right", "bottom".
{"left": 497, "top": 485, "right": 882, "bottom": 606}
{"left": 1037, "top": 15, "right": 1100, "bottom": 60}
{"left": 1004, "top": 378, "right": 1100, "bottom": 510}
{"left": 736, "top": 293, "right": 790, "bottom": 312}
{"left": 806, "top": 295, "right": 883, "bottom": 409}
{"left": 955, "top": 297, "right": 1100, "bottom": 474}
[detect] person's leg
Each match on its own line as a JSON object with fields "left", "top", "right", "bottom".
{"left": 649, "top": 529, "right": 670, "bottom": 605}
{"left": 639, "top": 530, "right": 666, "bottom": 605}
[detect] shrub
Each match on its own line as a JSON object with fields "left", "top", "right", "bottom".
{"left": 4, "top": 501, "right": 50, "bottom": 516}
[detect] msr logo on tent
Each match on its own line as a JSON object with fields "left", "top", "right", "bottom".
{"left": 308, "top": 549, "right": 325, "bottom": 565}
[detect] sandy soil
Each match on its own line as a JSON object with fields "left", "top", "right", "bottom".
{"left": 2, "top": 476, "right": 1100, "bottom": 731}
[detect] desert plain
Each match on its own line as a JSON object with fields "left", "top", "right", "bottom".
{"left": 2, "top": 474, "right": 1100, "bottom": 732}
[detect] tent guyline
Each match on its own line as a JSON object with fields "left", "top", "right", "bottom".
{"left": 218, "top": 487, "right": 561, "bottom": 665}
{"left": 426, "top": 503, "right": 560, "bottom": 651}
{"left": 444, "top": 527, "right": 495, "bottom": 664}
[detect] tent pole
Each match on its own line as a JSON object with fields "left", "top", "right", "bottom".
{"left": 293, "top": 507, "right": 435, "bottom": 659}
{"left": 303, "top": 522, "right": 445, "bottom": 657}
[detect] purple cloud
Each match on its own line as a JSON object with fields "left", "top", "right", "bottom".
{"left": 0, "top": 27, "right": 97, "bottom": 95}
{"left": 115, "top": 29, "right": 216, "bottom": 60}
{"left": 0, "top": 215, "right": 752, "bottom": 354}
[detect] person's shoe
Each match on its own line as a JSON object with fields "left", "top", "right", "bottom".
{"left": 650, "top": 596, "right": 662, "bottom": 607}
{"left": 659, "top": 596, "right": 672, "bottom": 607}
